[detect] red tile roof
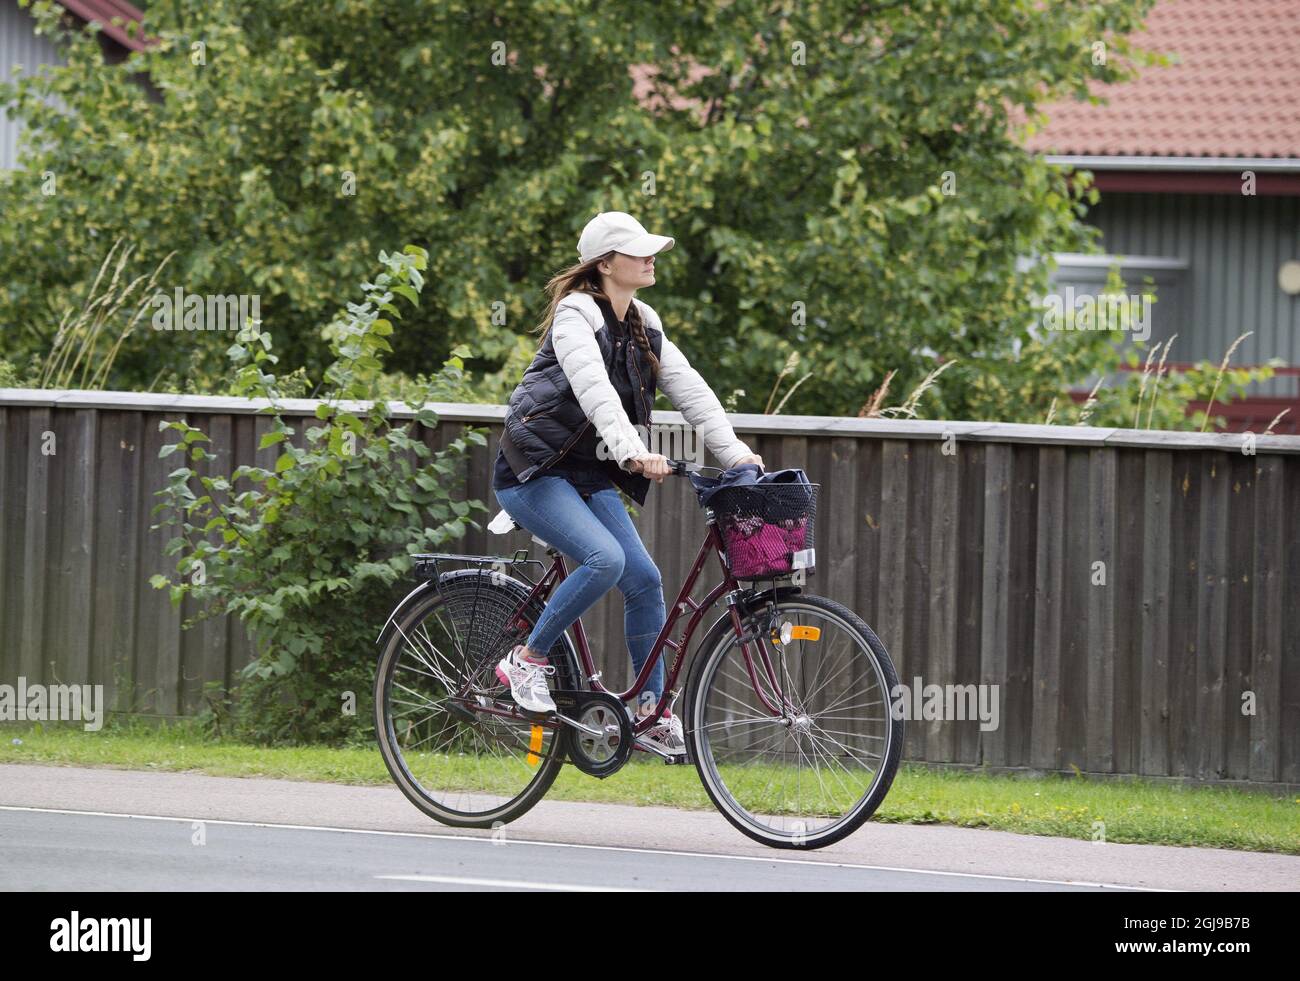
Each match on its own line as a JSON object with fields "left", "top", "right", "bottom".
{"left": 56, "top": 0, "right": 150, "bottom": 52}
{"left": 1026, "top": 0, "right": 1300, "bottom": 159}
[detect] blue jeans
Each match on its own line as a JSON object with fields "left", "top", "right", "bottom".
{"left": 493, "top": 475, "right": 667, "bottom": 707}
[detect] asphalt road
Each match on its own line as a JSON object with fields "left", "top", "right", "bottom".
{"left": 1, "top": 808, "right": 1109, "bottom": 892}
{"left": 1, "top": 764, "right": 1295, "bottom": 891}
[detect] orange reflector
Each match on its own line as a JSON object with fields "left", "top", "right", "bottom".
{"left": 526, "top": 725, "right": 544, "bottom": 766}
{"left": 790, "top": 625, "right": 820, "bottom": 641}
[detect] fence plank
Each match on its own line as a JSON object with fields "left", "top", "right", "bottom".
{"left": 1167, "top": 453, "right": 1201, "bottom": 777}
{"left": 979, "top": 443, "right": 1012, "bottom": 767}
{"left": 20, "top": 408, "right": 52, "bottom": 682}
{"left": 1086, "top": 447, "right": 1117, "bottom": 773}
{"left": 1060, "top": 449, "right": 1091, "bottom": 772}
{"left": 55, "top": 410, "right": 98, "bottom": 698}
{"left": 927, "top": 440, "right": 960, "bottom": 763}
{"left": 104, "top": 411, "right": 142, "bottom": 712}
{"left": 955, "top": 442, "right": 985, "bottom": 766}
{"left": 1279, "top": 458, "right": 1300, "bottom": 785}
{"left": 135, "top": 410, "right": 183, "bottom": 715}
{"left": 1140, "top": 450, "right": 1172, "bottom": 776}
{"left": 1195, "top": 451, "right": 1229, "bottom": 780}
{"left": 191, "top": 413, "right": 233, "bottom": 712}
{"left": 878, "top": 439, "right": 910, "bottom": 755}
{"left": 227, "top": 413, "right": 258, "bottom": 674}
{"left": 1113, "top": 449, "right": 1145, "bottom": 776}
{"left": 1031, "top": 446, "right": 1066, "bottom": 771}
{"left": 1224, "top": 454, "right": 1256, "bottom": 780}
{"left": 854, "top": 439, "right": 882, "bottom": 650}
{"left": 1249, "top": 455, "right": 1283, "bottom": 782}
{"left": 904, "top": 439, "right": 933, "bottom": 762}
{"left": 0, "top": 409, "right": 9, "bottom": 684}
{"left": 1007, "top": 447, "right": 1038, "bottom": 766}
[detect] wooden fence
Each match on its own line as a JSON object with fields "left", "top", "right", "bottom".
{"left": 2, "top": 388, "right": 1298, "bottom": 790}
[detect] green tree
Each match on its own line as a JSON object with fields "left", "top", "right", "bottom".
{"left": 1, "top": 0, "right": 1157, "bottom": 417}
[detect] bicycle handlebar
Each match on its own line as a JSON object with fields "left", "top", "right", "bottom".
{"left": 659, "top": 458, "right": 762, "bottom": 476}
{"left": 665, "top": 458, "right": 716, "bottom": 476}
{"left": 622, "top": 457, "right": 763, "bottom": 477}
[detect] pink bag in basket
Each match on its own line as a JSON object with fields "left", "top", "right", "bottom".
{"left": 725, "top": 522, "right": 791, "bottom": 578}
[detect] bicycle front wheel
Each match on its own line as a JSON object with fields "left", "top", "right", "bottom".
{"left": 685, "top": 594, "right": 902, "bottom": 849}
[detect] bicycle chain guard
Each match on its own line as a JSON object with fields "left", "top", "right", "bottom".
{"left": 551, "top": 689, "right": 633, "bottom": 779}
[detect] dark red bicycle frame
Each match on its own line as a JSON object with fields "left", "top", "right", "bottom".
{"left": 504, "top": 517, "right": 794, "bottom": 734}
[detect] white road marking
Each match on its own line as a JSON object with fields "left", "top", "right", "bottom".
{"left": 376, "top": 874, "right": 646, "bottom": 891}
{"left": 0, "top": 805, "right": 1166, "bottom": 890}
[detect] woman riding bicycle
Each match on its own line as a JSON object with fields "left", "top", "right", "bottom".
{"left": 491, "top": 210, "right": 763, "bottom": 754}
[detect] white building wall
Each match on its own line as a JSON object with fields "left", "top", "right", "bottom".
{"left": 0, "top": 0, "right": 66, "bottom": 170}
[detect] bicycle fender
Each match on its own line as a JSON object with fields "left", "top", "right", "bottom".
{"left": 375, "top": 580, "right": 439, "bottom": 645}
{"left": 374, "top": 573, "right": 582, "bottom": 682}
{"left": 375, "top": 568, "right": 525, "bottom": 645}
{"left": 744, "top": 584, "right": 804, "bottom": 608}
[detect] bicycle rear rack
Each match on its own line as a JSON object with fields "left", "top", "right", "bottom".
{"left": 410, "top": 549, "right": 550, "bottom": 697}
{"left": 411, "top": 549, "right": 545, "bottom": 582}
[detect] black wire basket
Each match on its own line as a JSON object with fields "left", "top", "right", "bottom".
{"left": 705, "top": 482, "right": 818, "bottom": 580}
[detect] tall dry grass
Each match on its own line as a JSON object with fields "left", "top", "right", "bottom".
{"left": 39, "top": 238, "right": 176, "bottom": 390}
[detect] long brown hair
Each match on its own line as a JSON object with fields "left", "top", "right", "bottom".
{"left": 531, "top": 252, "right": 661, "bottom": 379}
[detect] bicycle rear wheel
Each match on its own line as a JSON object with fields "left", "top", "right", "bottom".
{"left": 375, "top": 571, "right": 577, "bottom": 828}
{"left": 685, "top": 593, "right": 902, "bottom": 849}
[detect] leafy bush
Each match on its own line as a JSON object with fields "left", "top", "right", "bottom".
{"left": 150, "top": 245, "right": 488, "bottom": 744}
{"left": 0, "top": 359, "right": 25, "bottom": 388}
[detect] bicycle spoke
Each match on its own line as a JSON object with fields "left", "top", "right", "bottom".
{"left": 692, "top": 600, "right": 899, "bottom": 845}
{"left": 800, "top": 738, "right": 876, "bottom": 812}
{"left": 694, "top": 715, "right": 784, "bottom": 733}
{"left": 799, "top": 726, "right": 857, "bottom": 810}
{"left": 378, "top": 575, "right": 569, "bottom": 823}
{"left": 804, "top": 723, "right": 883, "bottom": 773}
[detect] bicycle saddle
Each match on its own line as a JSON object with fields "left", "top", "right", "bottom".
{"left": 489, "top": 507, "right": 552, "bottom": 550}
{"left": 488, "top": 508, "right": 519, "bottom": 534}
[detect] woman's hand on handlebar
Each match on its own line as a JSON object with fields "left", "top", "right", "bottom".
{"left": 627, "top": 453, "right": 672, "bottom": 483}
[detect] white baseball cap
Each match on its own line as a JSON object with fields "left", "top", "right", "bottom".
{"left": 577, "top": 211, "right": 675, "bottom": 264}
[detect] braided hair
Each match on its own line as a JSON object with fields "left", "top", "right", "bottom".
{"left": 621, "top": 298, "right": 660, "bottom": 383}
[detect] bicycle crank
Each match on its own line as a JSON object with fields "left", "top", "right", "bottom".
{"left": 549, "top": 690, "right": 633, "bottom": 779}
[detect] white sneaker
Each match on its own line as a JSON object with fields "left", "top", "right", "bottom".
{"left": 640, "top": 709, "right": 686, "bottom": 755}
{"left": 495, "top": 645, "right": 557, "bottom": 714}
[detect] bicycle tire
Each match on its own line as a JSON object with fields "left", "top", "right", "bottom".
{"left": 375, "top": 573, "right": 579, "bottom": 829}
{"left": 684, "top": 593, "right": 903, "bottom": 850}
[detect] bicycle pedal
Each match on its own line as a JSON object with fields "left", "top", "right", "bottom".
{"left": 632, "top": 734, "right": 690, "bottom": 764}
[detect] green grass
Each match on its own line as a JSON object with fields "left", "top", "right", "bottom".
{"left": 2, "top": 719, "right": 1297, "bottom": 854}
